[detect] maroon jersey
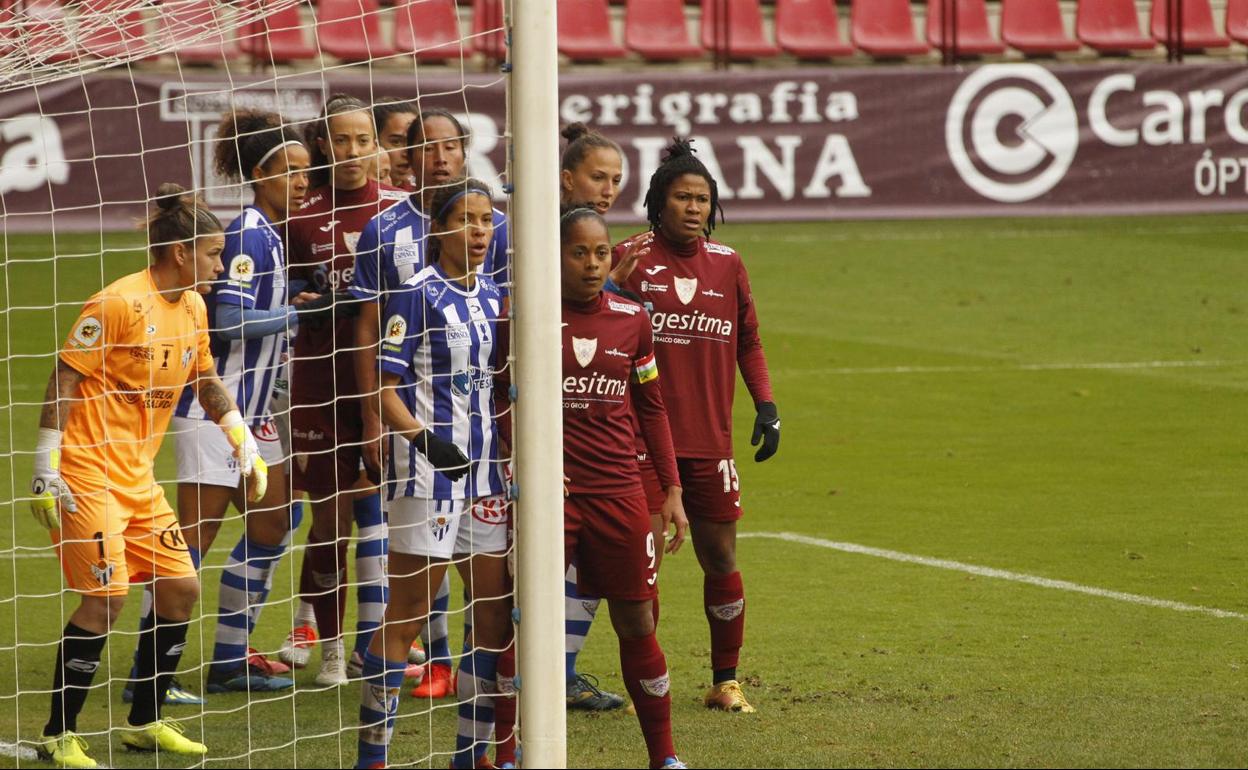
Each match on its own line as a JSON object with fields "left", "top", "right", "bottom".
{"left": 562, "top": 293, "right": 679, "bottom": 497}
{"left": 286, "top": 180, "right": 405, "bottom": 401}
{"left": 616, "top": 232, "right": 773, "bottom": 459}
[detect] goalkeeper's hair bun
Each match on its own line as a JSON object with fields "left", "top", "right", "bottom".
{"left": 560, "top": 123, "right": 621, "bottom": 174}
{"left": 145, "top": 182, "right": 222, "bottom": 256}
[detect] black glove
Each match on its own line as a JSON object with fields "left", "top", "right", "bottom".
{"left": 295, "top": 292, "right": 362, "bottom": 321}
{"left": 413, "top": 429, "right": 470, "bottom": 480}
{"left": 751, "top": 401, "right": 780, "bottom": 463}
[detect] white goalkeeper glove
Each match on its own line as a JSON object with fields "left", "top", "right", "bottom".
{"left": 30, "top": 428, "right": 76, "bottom": 530}
{"left": 219, "top": 410, "right": 268, "bottom": 503}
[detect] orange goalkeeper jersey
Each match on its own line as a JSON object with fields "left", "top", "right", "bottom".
{"left": 58, "top": 268, "right": 215, "bottom": 489}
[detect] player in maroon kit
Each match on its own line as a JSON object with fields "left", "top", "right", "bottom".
{"left": 560, "top": 204, "right": 688, "bottom": 769}
{"left": 283, "top": 94, "right": 411, "bottom": 686}
{"left": 614, "top": 138, "right": 780, "bottom": 715}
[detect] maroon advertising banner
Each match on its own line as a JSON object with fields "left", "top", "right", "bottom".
{"left": 4, "top": 63, "right": 1248, "bottom": 231}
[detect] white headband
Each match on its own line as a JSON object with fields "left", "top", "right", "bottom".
{"left": 255, "top": 139, "right": 304, "bottom": 171}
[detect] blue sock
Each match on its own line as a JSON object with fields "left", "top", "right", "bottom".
{"left": 211, "top": 538, "right": 284, "bottom": 678}
{"left": 353, "top": 494, "right": 388, "bottom": 658}
{"left": 454, "top": 649, "right": 500, "bottom": 768}
{"left": 423, "top": 575, "right": 452, "bottom": 667}
{"left": 357, "top": 651, "right": 407, "bottom": 769}
{"left": 564, "top": 563, "right": 599, "bottom": 679}
{"left": 461, "top": 585, "right": 473, "bottom": 658}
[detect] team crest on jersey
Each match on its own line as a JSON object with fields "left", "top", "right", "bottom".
{"left": 72, "top": 316, "right": 102, "bottom": 348}
{"left": 343, "top": 232, "right": 361, "bottom": 255}
{"left": 385, "top": 315, "right": 407, "bottom": 345}
{"left": 90, "top": 559, "right": 115, "bottom": 587}
{"left": 572, "top": 337, "right": 597, "bottom": 368}
{"left": 228, "top": 255, "right": 255, "bottom": 284}
{"left": 181, "top": 346, "right": 193, "bottom": 368}
{"left": 674, "top": 276, "right": 698, "bottom": 305}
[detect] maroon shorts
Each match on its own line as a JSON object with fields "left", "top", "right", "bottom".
{"left": 677, "top": 457, "right": 743, "bottom": 522}
{"left": 290, "top": 394, "right": 380, "bottom": 498}
{"left": 637, "top": 454, "right": 667, "bottom": 516}
{"left": 565, "top": 493, "right": 657, "bottom": 601}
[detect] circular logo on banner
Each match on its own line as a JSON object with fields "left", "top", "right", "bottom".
{"left": 946, "top": 64, "right": 1078, "bottom": 203}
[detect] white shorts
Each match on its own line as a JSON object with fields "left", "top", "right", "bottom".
{"left": 269, "top": 389, "right": 291, "bottom": 470}
{"left": 388, "top": 495, "right": 509, "bottom": 559}
{"left": 173, "top": 415, "right": 286, "bottom": 488}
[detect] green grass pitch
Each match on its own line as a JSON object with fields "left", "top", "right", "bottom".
{"left": 0, "top": 214, "right": 1246, "bottom": 767}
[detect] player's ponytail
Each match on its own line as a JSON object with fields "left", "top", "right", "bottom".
{"left": 214, "top": 109, "right": 304, "bottom": 185}
{"left": 306, "top": 93, "right": 372, "bottom": 189}
{"left": 560, "top": 122, "right": 622, "bottom": 173}
{"left": 642, "top": 136, "right": 724, "bottom": 237}
{"left": 144, "top": 182, "right": 223, "bottom": 260}
{"left": 425, "top": 177, "right": 493, "bottom": 264}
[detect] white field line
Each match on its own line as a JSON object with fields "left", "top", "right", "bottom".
{"left": 741, "top": 531, "right": 1248, "bottom": 621}
{"left": 793, "top": 359, "right": 1243, "bottom": 376}
{"left": 0, "top": 742, "right": 38, "bottom": 762}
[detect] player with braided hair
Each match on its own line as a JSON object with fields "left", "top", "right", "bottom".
{"left": 614, "top": 138, "right": 780, "bottom": 715}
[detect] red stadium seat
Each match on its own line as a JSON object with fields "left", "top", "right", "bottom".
{"left": 926, "top": 0, "right": 1005, "bottom": 55}
{"left": 394, "top": 0, "right": 464, "bottom": 60}
{"left": 558, "top": 0, "right": 627, "bottom": 60}
{"left": 11, "top": 0, "right": 77, "bottom": 62}
{"left": 1000, "top": 0, "right": 1080, "bottom": 54}
{"left": 774, "top": 0, "right": 853, "bottom": 58}
{"left": 700, "top": 0, "right": 779, "bottom": 59}
{"left": 472, "top": 0, "right": 505, "bottom": 60}
{"left": 1150, "top": 0, "right": 1229, "bottom": 50}
{"left": 624, "top": 0, "right": 704, "bottom": 59}
{"left": 1228, "top": 0, "right": 1248, "bottom": 44}
{"left": 315, "top": 0, "right": 396, "bottom": 62}
{"left": 1075, "top": 0, "right": 1156, "bottom": 51}
{"left": 158, "top": 0, "right": 239, "bottom": 63}
{"left": 238, "top": 4, "right": 317, "bottom": 63}
{"left": 78, "top": 0, "right": 148, "bottom": 59}
{"left": 849, "top": 0, "right": 928, "bottom": 56}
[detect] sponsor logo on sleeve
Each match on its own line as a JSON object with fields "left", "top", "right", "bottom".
{"left": 71, "top": 316, "right": 102, "bottom": 348}
{"left": 572, "top": 336, "right": 597, "bottom": 368}
{"left": 674, "top": 276, "right": 698, "bottom": 305}
{"left": 607, "top": 299, "right": 640, "bottom": 315}
{"left": 228, "top": 255, "right": 255, "bottom": 285}
{"left": 385, "top": 315, "right": 407, "bottom": 345}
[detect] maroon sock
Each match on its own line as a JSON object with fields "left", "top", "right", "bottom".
{"left": 619, "top": 632, "right": 674, "bottom": 768}
{"left": 306, "top": 530, "right": 348, "bottom": 642}
{"left": 494, "top": 644, "right": 517, "bottom": 766}
{"left": 704, "top": 571, "right": 744, "bottom": 674}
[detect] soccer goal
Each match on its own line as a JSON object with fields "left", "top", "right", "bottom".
{"left": 0, "top": 0, "right": 564, "bottom": 765}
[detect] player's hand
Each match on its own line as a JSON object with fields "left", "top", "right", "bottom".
{"left": 30, "top": 429, "right": 75, "bottom": 530}
{"left": 413, "top": 429, "right": 470, "bottom": 481}
{"left": 219, "top": 410, "right": 267, "bottom": 502}
{"left": 609, "top": 232, "right": 653, "bottom": 287}
{"left": 751, "top": 401, "right": 780, "bottom": 463}
{"left": 660, "top": 486, "right": 687, "bottom": 554}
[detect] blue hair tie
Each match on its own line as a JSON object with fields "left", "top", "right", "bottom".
{"left": 436, "top": 187, "right": 492, "bottom": 220}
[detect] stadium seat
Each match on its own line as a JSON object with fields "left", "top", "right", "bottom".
{"left": 10, "top": 0, "right": 77, "bottom": 62}
{"left": 315, "top": 0, "right": 396, "bottom": 62}
{"left": 238, "top": 4, "right": 317, "bottom": 63}
{"left": 1000, "top": 0, "right": 1080, "bottom": 54}
{"left": 700, "top": 0, "right": 779, "bottom": 59}
{"left": 624, "top": 0, "right": 704, "bottom": 60}
{"left": 472, "top": 0, "right": 506, "bottom": 61}
{"left": 925, "top": 0, "right": 1005, "bottom": 55}
{"left": 394, "top": 0, "right": 465, "bottom": 60}
{"left": 1150, "top": 0, "right": 1229, "bottom": 50}
{"left": 77, "top": 0, "right": 148, "bottom": 59}
{"left": 157, "top": 0, "right": 240, "bottom": 63}
{"left": 850, "top": 0, "right": 929, "bottom": 56}
{"left": 557, "top": 0, "right": 627, "bottom": 60}
{"left": 1075, "top": 0, "right": 1157, "bottom": 51}
{"left": 774, "top": 0, "right": 853, "bottom": 59}
{"left": 1227, "top": 0, "right": 1248, "bottom": 44}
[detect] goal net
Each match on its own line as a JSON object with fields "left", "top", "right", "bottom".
{"left": 0, "top": 0, "right": 561, "bottom": 765}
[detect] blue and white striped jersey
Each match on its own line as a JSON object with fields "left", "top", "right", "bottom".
{"left": 348, "top": 195, "right": 510, "bottom": 304}
{"left": 175, "top": 206, "right": 288, "bottom": 426}
{"left": 378, "top": 264, "right": 505, "bottom": 501}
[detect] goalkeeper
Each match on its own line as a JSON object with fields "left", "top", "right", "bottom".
{"left": 29, "top": 184, "right": 267, "bottom": 768}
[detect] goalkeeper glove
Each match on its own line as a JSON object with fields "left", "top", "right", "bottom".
{"left": 219, "top": 410, "right": 268, "bottom": 502}
{"left": 412, "top": 429, "right": 470, "bottom": 481}
{"left": 30, "top": 428, "right": 76, "bottom": 530}
{"left": 751, "top": 401, "right": 780, "bottom": 463}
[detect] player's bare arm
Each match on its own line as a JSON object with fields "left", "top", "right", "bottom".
{"left": 38, "top": 359, "right": 84, "bottom": 431}
{"left": 194, "top": 372, "right": 269, "bottom": 501}
{"left": 193, "top": 373, "right": 235, "bottom": 423}
{"left": 354, "top": 303, "right": 385, "bottom": 470}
